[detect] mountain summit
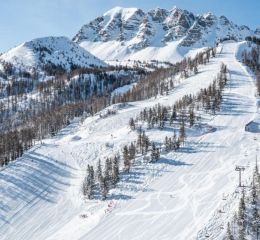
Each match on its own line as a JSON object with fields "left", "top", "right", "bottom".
{"left": 73, "top": 6, "right": 256, "bottom": 62}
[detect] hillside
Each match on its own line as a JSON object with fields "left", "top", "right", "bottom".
{"left": 0, "top": 36, "right": 106, "bottom": 74}
{"left": 0, "top": 41, "right": 258, "bottom": 240}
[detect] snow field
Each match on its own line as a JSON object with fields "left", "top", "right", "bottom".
{"left": 0, "top": 41, "right": 258, "bottom": 240}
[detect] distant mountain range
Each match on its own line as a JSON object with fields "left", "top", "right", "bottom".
{"left": 1, "top": 6, "right": 259, "bottom": 74}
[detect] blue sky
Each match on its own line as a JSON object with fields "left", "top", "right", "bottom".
{"left": 0, "top": 0, "right": 259, "bottom": 52}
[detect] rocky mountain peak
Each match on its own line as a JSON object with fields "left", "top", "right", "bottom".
{"left": 73, "top": 6, "right": 255, "bottom": 62}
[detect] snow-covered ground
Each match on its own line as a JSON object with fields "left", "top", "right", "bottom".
{"left": 0, "top": 41, "right": 258, "bottom": 240}
{"left": 80, "top": 40, "right": 207, "bottom": 63}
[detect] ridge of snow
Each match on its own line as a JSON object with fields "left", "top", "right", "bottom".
{"left": 104, "top": 6, "right": 140, "bottom": 22}
{"left": 0, "top": 36, "right": 107, "bottom": 73}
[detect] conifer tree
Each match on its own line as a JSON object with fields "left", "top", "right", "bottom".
{"left": 151, "top": 143, "right": 157, "bottom": 162}
{"left": 104, "top": 158, "right": 112, "bottom": 186}
{"left": 100, "top": 174, "right": 108, "bottom": 200}
{"left": 83, "top": 165, "right": 95, "bottom": 199}
{"left": 96, "top": 159, "right": 102, "bottom": 182}
{"left": 129, "top": 118, "right": 135, "bottom": 130}
{"left": 123, "top": 145, "right": 131, "bottom": 173}
{"left": 226, "top": 222, "right": 235, "bottom": 240}
{"left": 164, "top": 136, "right": 170, "bottom": 152}
{"left": 179, "top": 120, "right": 186, "bottom": 145}
{"left": 112, "top": 155, "right": 120, "bottom": 186}
{"left": 129, "top": 142, "right": 136, "bottom": 161}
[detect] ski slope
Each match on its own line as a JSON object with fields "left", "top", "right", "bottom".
{"left": 0, "top": 41, "right": 258, "bottom": 240}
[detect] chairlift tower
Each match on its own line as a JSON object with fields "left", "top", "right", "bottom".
{"left": 235, "top": 166, "right": 246, "bottom": 187}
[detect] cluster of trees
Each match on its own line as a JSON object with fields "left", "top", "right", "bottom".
{"left": 242, "top": 45, "right": 260, "bottom": 72}
{"left": 82, "top": 128, "right": 162, "bottom": 200}
{"left": 0, "top": 128, "right": 35, "bottom": 165}
{"left": 129, "top": 64, "right": 228, "bottom": 148}
{"left": 241, "top": 44, "right": 260, "bottom": 96}
{"left": 225, "top": 161, "right": 260, "bottom": 240}
{"left": 164, "top": 133, "right": 181, "bottom": 153}
{"left": 245, "top": 36, "right": 260, "bottom": 46}
{"left": 112, "top": 47, "right": 217, "bottom": 103}
{"left": 82, "top": 156, "right": 120, "bottom": 200}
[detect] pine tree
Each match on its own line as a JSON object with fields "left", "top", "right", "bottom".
{"left": 238, "top": 225, "right": 246, "bottom": 240}
{"left": 96, "top": 159, "right": 102, "bottom": 182}
{"left": 123, "top": 145, "right": 131, "bottom": 172}
{"left": 142, "top": 132, "right": 150, "bottom": 154}
{"left": 238, "top": 190, "right": 246, "bottom": 227}
{"left": 129, "top": 118, "right": 135, "bottom": 130}
{"left": 251, "top": 179, "right": 257, "bottom": 205}
{"left": 111, "top": 155, "right": 120, "bottom": 186}
{"left": 226, "top": 222, "right": 235, "bottom": 240}
{"left": 100, "top": 174, "right": 108, "bottom": 200}
{"left": 83, "top": 165, "right": 95, "bottom": 199}
{"left": 170, "top": 106, "right": 177, "bottom": 126}
{"left": 129, "top": 142, "right": 136, "bottom": 161}
{"left": 189, "top": 107, "right": 195, "bottom": 127}
{"left": 137, "top": 128, "right": 142, "bottom": 153}
{"left": 179, "top": 120, "right": 186, "bottom": 145}
{"left": 104, "top": 158, "right": 112, "bottom": 186}
{"left": 164, "top": 136, "right": 170, "bottom": 152}
{"left": 151, "top": 143, "right": 157, "bottom": 162}
{"left": 150, "top": 143, "right": 160, "bottom": 162}
{"left": 156, "top": 148, "right": 160, "bottom": 161}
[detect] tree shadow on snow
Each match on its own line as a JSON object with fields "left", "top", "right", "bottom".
{"left": 0, "top": 149, "right": 74, "bottom": 225}
{"left": 157, "top": 157, "right": 193, "bottom": 166}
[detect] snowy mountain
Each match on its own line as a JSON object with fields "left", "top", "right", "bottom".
{"left": 73, "top": 6, "right": 255, "bottom": 62}
{"left": 0, "top": 36, "right": 107, "bottom": 74}
{"left": 1, "top": 4, "right": 260, "bottom": 240}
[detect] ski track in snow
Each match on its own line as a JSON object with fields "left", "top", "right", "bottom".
{"left": 0, "top": 41, "right": 258, "bottom": 240}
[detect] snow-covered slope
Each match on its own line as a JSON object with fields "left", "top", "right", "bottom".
{"left": 0, "top": 36, "right": 107, "bottom": 73}
{"left": 73, "top": 6, "right": 255, "bottom": 62}
{"left": 0, "top": 41, "right": 258, "bottom": 240}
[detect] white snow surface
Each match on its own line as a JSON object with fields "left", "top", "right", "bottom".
{"left": 80, "top": 40, "right": 206, "bottom": 63}
{"left": 0, "top": 42, "right": 259, "bottom": 240}
{"left": 0, "top": 36, "right": 106, "bottom": 72}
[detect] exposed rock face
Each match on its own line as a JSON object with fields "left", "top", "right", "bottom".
{"left": 73, "top": 6, "right": 256, "bottom": 62}
{"left": 74, "top": 6, "right": 253, "bottom": 48}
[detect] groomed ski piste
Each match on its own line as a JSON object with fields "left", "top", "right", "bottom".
{"left": 0, "top": 41, "right": 258, "bottom": 240}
